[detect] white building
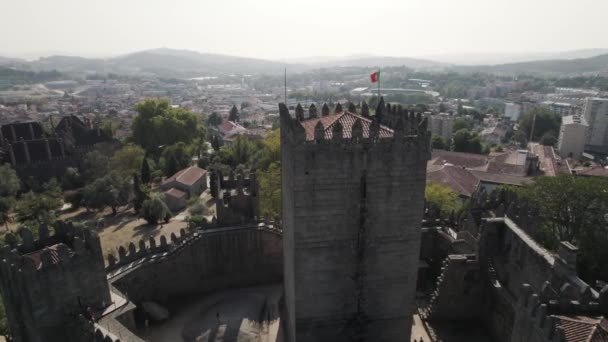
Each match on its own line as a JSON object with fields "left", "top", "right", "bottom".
{"left": 541, "top": 101, "right": 577, "bottom": 117}
{"left": 582, "top": 97, "right": 608, "bottom": 148}
{"left": 426, "top": 112, "right": 454, "bottom": 141}
{"left": 558, "top": 115, "right": 588, "bottom": 159}
{"left": 504, "top": 103, "right": 521, "bottom": 122}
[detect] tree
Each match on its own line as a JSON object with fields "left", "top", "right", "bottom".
{"left": 141, "top": 157, "right": 151, "bottom": 184}
{"left": 82, "top": 150, "right": 111, "bottom": 182}
{"left": 439, "top": 103, "right": 447, "bottom": 112}
{"left": 453, "top": 117, "right": 473, "bottom": 132}
{"left": 518, "top": 107, "right": 561, "bottom": 142}
{"left": 61, "top": 167, "right": 84, "bottom": 190}
{"left": 206, "top": 112, "right": 222, "bottom": 127}
{"left": 229, "top": 105, "right": 240, "bottom": 122}
{"left": 540, "top": 131, "right": 557, "bottom": 146}
{"left": 425, "top": 182, "right": 459, "bottom": 215}
{"left": 431, "top": 135, "right": 446, "bottom": 150}
{"left": 141, "top": 195, "right": 171, "bottom": 225}
{"left": 132, "top": 99, "right": 206, "bottom": 154}
{"left": 258, "top": 163, "right": 281, "bottom": 219}
{"left": 82, "top": 172, "right": 131, "bottom": 215}
{"left": 160, "top": 142, "right": 192, "bottom": 176}
{"left": 513, "top": 130, "right": 528, "bottom": 147}
{"left": 0, "top": 164, "right": 20, "bottom": 230}
{"left": 100, "top": 120, "right": 114, "bottom": 137}
{"left": 453, "top": 129, "right": 482, "bottom": 154}
{"left": 132, "top": 174, "right": 149, "bottom": 214}
{"left": 508, "top": 175, "right": 608, "bottom": 282}
{"left": 111, "top": 144, "right": 145, "bottom": 177}
{"left": 16, "top": 179, "right": 63, "bottom": 226}
{"left": 211, "top": 135, "right": 221, "bottom": 152}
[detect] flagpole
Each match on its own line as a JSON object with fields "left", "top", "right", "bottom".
{"left": 377, "top": 69, "right": 380, "bottom": 99}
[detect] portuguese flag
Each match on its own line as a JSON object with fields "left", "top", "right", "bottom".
{"left": 370, "top": 71, "right": 380, "bottom": 83}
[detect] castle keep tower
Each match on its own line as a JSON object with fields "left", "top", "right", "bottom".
{"left": 281, "top": 102, "right": 431, "bottom": 341}
{"left": 0, "top": 222, "right": 111, "bottom": 342}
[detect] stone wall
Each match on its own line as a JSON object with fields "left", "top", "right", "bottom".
{"left": 281, "top": 103, "right": 430, "bottom": 342}
{"left": 0, "top": 222, "right": 110, "bottom": 342}
{"left": 108, "top": 225, "right": 283, "bottom": 304}
{"left": 424, "top": 255, "right": 483, "bottom": 321}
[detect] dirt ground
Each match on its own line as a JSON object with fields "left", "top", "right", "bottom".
{"left": 0, "top": 190, "right": 217, "bottom": 262}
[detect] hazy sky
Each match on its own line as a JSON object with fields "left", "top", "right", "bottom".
{"left": 1, "top": 0, "right": 607, "bottom": 60}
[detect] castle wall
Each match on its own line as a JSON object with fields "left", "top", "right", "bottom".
{"left": 109, "top": 226, "right": 283, "bottom": 304}
{"left": 0, "top": 223, "right": 111, "bottom": 342}
{"left": 281, "top": 104, "right": 430, "bottom": 342}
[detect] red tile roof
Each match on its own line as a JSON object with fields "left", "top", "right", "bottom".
{"left": 162, "top": 166, "right": 207, "bottom": 187}
{"left": 556, "top": 316, "right": 608, "bottom": 342}
{"left": 430, "top": 150, "right": 489, "bottom": 170}
{"left": 23, "top": 244, "right": 71, "bottom": 269}
{"left": 300, "top": 112, "right": 394, "bottom": 141}
{"left": 577, "top": 167, "right": 608, "bottom": 178}
{"left": 427, "top": 165, "right": 480, "bottom": 197}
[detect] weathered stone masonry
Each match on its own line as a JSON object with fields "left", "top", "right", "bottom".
{"left": 281, "top": 102, "right": 431, "bottom": 342}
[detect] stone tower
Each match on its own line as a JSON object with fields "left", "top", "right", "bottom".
{"left": 0, "top": 222, "right": 111, "bottom": 342}
{"left": 281, "top": 102, "right": 431, "bottom": 341}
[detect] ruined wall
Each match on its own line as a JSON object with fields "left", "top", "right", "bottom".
{"left": 281, "top": 103, "right": 430, "bottom": 342}
{"left": 109, "top": 225, "right": 283, "bottom": 304}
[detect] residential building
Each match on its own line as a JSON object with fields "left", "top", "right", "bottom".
{"left": 557, "top": 115, "right": 588, "bottom": 159}
{"left": 161, "top": 166, "right": 208, "bottom": 211}
{"left": 426, "top": 112, "right": 453, "bottom": 141}
{"left": 583, "top": 97, "right": 608, "bottom": 150}
{"left": 504, "top": 103, "right": 521, "bottom": 121}
{"left": 541, "top": 101, "right": 577, "bottom": 117}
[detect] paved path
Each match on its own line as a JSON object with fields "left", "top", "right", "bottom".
{"left": 411, "top": 314, "right": 432, "bottom": 342}
{"left": 144, "top": 284, "right": 282, "bottom": 342}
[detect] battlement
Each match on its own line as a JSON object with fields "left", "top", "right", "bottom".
{"left": 106, "top": 222, "right": 282, "bottom": 273}
{"left": 512, "top": 283, "right": 608, "bottom": 342}
{"left": 1, "top": 221, "right": 103, "bottom": 274}
{"left": 279, "top": 102, "right": 430, "bottom": 156}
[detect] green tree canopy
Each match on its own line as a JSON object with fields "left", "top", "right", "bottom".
{"left": 141, "top": 195, "right": 171, "bottom": 225}
{"left": 132, "top": 99, "right": 206, "bottom": 154}
{"left": 16, "top": 179, "right": 63, "bottom": 226}
{"left": 431, "top": 135, "right": 447, "bottom": 150}
{"left": 453, "top": 128, "right": 482, "bottom": 154}
{"left": 453, "top": 117, "right": 473, "bottom": 132}
{"left": 507, "top": 175, "right": 608, "bottom": 282}
{"left": 0, "top": 164, "right": 20, "bottom": 230}
{"left": 82, "top": 150, "right": 111, "bottom": 183}
{"left": 206, "top": 112, "right": 222, "bottom": 127}
{"left": 111, "top": 144, "right": 145, "bottom": 177}
{"left": 518, "top": 107, "right": 561, "bottom": 142}
{"left": 229, "top": 105, "right": 240, "bottom": 122}
{"left": 425, "top": 182, "right": 459, "bottom": 216}
{"left": 82, "top": 172, "right": 132, "bottom": 215}
{"left": 161, "top": 142, "right": 193, "bottom": 176}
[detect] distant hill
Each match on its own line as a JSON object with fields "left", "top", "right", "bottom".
{"left": 110, "top": 48, "right": 296, "bottom": 76}
{"left": 453, "top": 53, "right": 608, "bottom": 75}
{"left": 0, "top": 49, "right": 298, "bottom": 77}
{"left": 424, "top": 49, "right": 608, "bottom": 66}
{"left": 283, "top": 54, "right": 445, "bottom": 69}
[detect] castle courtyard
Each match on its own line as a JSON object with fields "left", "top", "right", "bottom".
{"left": 142, "top": 285, "right": 283, "bottom": 342}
